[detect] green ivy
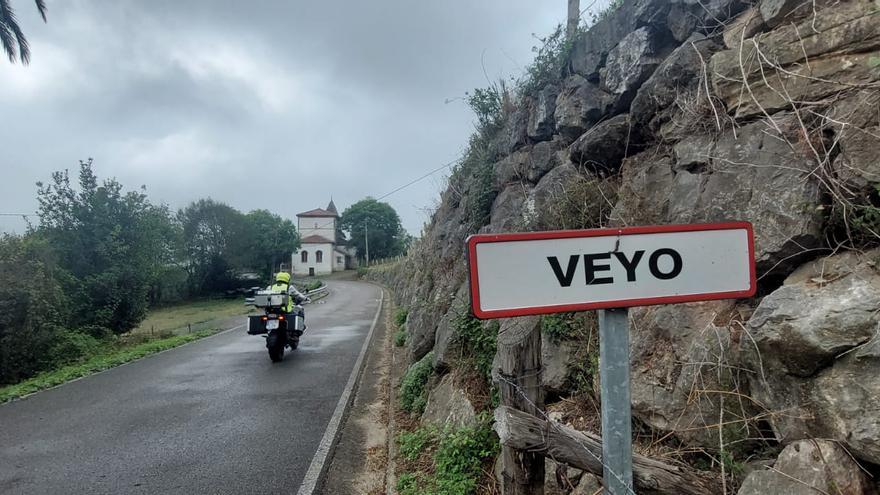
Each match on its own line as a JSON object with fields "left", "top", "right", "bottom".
{"left": 541, "top": 312, "right": 579, "bottom": 343}
{"left": 452, "top": 308, "right": 497, "bottom": 382}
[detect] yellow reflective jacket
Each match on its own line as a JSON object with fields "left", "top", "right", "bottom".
{"left": 270, "top": 282, "right": 294, "bottom": 313}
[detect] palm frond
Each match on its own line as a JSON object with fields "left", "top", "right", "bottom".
{"left": 34, "top": 0, "right": 46, "bottom": 22}
{"left": 0, "top": 0, "right": 34, "bottom": 64}
{"left": 0, "top": 22, "right": 16, "bottom": 63}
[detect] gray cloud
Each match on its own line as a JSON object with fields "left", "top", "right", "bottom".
{"left": 0, "top": 0, "right": 585, "bottom": 235}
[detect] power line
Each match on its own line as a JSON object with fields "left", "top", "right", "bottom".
{"left": 375, "top": 157, "right": 461, "bottom": 201}
{"left": 0, "top": 213, "right": 36, "bottom": 217}
{"left": 307, "top": 157, "right": 462, "bottom": 232}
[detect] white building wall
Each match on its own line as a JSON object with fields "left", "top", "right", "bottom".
{"left": 292, "top": 242, "right": 334, "bottom": 276}
{"left": 298, "top": 217, "right": 336, "bottom": 243}
{"left": 333, "top": 249, "right": 348, "bottom": 272}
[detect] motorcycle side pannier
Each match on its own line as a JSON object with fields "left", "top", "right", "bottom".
{"left": 247, "top": 315, "right": 268, "bottom": 335}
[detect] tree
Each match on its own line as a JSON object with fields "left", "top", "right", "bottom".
{"left": 36, "top": 159, "right": 177, "bottom": 334}
{"left": 177, "top": 199, "right": 245, "bottom": 295}
{"left": 1, "top": 0, "right": 47, "bottom": 64}
{"left": 0, "top": 233, "right": 68, "bottom": 384}
{"left": 240, "top": 209, "right": 300, "bottom": 279}
{"left": 340, "top": 198, "right": 407, "bottom": 261}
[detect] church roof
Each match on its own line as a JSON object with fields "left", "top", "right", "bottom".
{"left": 326, "top": 199, "right": 338, "bottom": 215}
{"left": 297, "top": 207, "right": 338, "bottom": 218}
{"left": 301, "top": 234, "right": 335, "bottom": 244}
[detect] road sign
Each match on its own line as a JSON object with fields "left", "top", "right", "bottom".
{"left": 468, "top": 222, "right": 756, "bottom": 494}
{"left": 467, "top": 222, "right": 755, "bottom": 319}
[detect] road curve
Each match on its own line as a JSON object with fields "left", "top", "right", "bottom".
{"left": 0, "top": 280, "right": 381, "bottom": 495}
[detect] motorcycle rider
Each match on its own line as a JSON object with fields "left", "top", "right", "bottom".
{"left": 268, "top": 272, "right": 310, "bottom": 330}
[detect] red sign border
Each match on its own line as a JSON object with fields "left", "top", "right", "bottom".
{"left": 467, "top": 222, "right": 757, "bottom": 319}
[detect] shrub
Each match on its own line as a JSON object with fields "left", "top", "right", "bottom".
{"left": 0, "top": 234, "right": 71, "bottom": 385}
{"left": 400, "top": 352, "right": 434, "bottom": 414}
{"left": 827, "top": 184, "right": 880, "bottom": 248}
{"left": 395, "top": 415, "right": 500, "bottom": 495}
{"left": 398, "top": 426, "right": 438, "bottom": 461}
{"left": 589, "top": 0, "right": 624, "bottom": 24}
{"left": 357, "top": 266, "right": 369, "bottom": 278}
{"left": 394, "top": 307, "right": 409, "bottom": 327}
{"left": 48, "top": 330, "right": 105, "bottom": 366}
{"left": 534, "top": 175, "right": 618, "bottom": 230}
{"left": 465, "top": 84, "right": 506, "bottom": 132}
{"left": 394, "top": 328, "right": 407, "bottom": 347}
{"left": 396, "top": 472, "right": 421, "bottom": 495}
{"left": 304, "top": 279, "right": 323, "bottom": 292}
{"left": 448, "top": 131, "right": 499, "bottom": 230}
{"left": 434, "top": 417, "right": 499, "bottom": 494}
{"left": 519, "top": 24, "right": 573, "bottom": 98}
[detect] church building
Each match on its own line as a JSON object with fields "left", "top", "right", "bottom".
{"left": 291, "top": 200, "right": 356, "bottom": 276}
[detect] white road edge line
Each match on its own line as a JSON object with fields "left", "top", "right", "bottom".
{"left": 3, "top": 323, "right": 246, "bottom": 404}
{"left": 296, "top": 286, "right": 385, "bottom": 495}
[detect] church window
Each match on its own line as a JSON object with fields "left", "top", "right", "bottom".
{"left": 316, "top": 250, "right": 323, "bottom": 263}
{"left": 301, "top": 251, "right": 308, "bottom": 262}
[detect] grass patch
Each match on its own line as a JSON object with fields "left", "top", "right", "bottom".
{"left": 400, "top": 352, "right": 435, "bottom": 415}
{"left": 0, "top": 329, "right": 219, "bottom": 402}
{"left": 133, "top": 298, "right": 252, "bottom": 336}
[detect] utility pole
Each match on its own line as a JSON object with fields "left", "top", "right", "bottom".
{"left": 364, "top": 221, "right": 370, "bottom": 265}
{"left": 567, "top": 0, "right": 580, "bottom": 39}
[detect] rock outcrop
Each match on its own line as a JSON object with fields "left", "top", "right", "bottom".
{"left": 421, "top": 374, "right": 478, "bottom": 429}
{"left": 737, "top": 440, "right": 872, "bottom": 495}
{"left": 743, "top": 249, "right": 880, "bottom": 463}
{"left": 367, "top": 0, "right": 880, "bottom": 489}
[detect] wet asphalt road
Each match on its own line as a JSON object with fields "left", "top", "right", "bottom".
{"left": 0, "top": 280, "right": 381, "bottom": 495}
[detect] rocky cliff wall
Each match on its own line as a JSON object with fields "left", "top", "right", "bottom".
{"left": 372, "top": 0, "right": 880, "bottom": 491}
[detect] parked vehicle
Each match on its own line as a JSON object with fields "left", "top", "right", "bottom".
{"left": 247, "top": 291, "right": 307, "bottom": 362}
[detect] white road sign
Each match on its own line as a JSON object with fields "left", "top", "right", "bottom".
{"left": 467, "top": 222, "right": 756, "bottom": 319}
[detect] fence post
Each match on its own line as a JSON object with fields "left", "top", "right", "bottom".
{"left": 497, "top": 317, "right": 545, "bottom": 495}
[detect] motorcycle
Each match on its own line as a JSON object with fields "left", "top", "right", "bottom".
{"left": 247, "top": 291, "right": 308, "bottom": 362}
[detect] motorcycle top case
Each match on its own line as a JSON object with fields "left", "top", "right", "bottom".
{"left": 247, "top": 315, "right": 268, "bottom": 335}
{"left": 253, "top": 292, "right": 289, "bottom": 308}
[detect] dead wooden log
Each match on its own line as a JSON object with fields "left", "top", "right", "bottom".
{"left": 496, "top": 317, "right": 545, "bottom": 495}
{"left": 494, "top": 406, "right": 719, "bottom": 495}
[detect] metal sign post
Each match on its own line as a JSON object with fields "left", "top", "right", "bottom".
{"left": 599, "top": 308, "right": 633, "bottom": 494}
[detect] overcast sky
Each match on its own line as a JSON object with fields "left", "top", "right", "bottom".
{"left": 0, "top": 0, "right": 601, "bottom": 235}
